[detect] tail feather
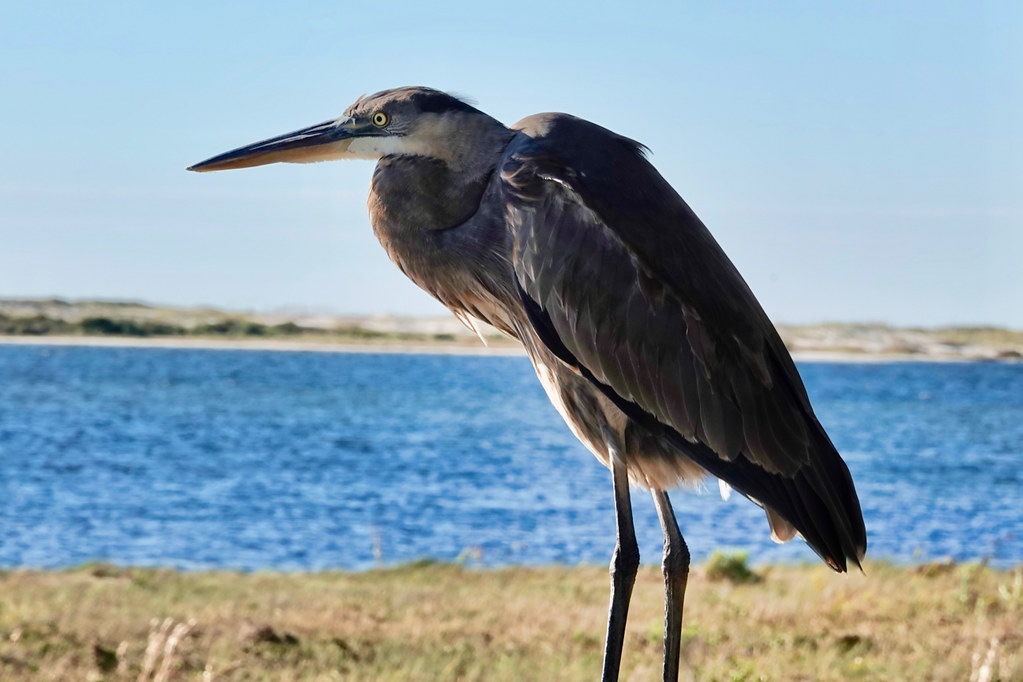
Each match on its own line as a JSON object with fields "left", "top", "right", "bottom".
{"left": 691, "top": 431, "right": 867, "bottom": 572}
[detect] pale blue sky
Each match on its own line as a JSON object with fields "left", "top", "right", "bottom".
{"left": 1, "top": 1, "right": 1020, "bottom": 326}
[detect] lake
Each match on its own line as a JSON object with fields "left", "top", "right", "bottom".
{"left": 0, "top": 344, "right": 1020, "bottom": 570}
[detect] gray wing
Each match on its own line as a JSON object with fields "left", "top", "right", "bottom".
{"left": 501, "top": 114, "right": 866, "bottom": 571}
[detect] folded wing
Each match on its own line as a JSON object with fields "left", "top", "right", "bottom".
{"left": 501, "top": 113, "right": 866, "bottom": 571}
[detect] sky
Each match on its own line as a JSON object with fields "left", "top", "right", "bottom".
{"left": 1, "top": 1, "right": 1021, "bottom": 327}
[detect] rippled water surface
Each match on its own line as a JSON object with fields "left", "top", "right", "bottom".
{"left": 1, "top": 344, "right": 1020, "bottom": 569}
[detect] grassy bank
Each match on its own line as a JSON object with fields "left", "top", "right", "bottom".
{"left": 0, "top": 559, "right": 1020, "bottom": 681}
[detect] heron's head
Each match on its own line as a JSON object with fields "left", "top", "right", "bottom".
{"left": 188, "top": 87, "right": 507, "bottom": 174}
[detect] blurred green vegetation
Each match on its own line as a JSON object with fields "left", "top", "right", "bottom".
{"left": 0, "top": 311, "right": 464, "bottom": 344}
{"left": 704, "top": 550, "right": 761, "bottom": 583}
{"left": 0, "top": 313, "right": 76, "bottom": 335}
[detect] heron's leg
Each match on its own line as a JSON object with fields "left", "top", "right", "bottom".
{"left": 601, "top": 443, "right": 640, "bottom": 682}
{"left": 652, "top": 489, "right": 690, "bottom": 682}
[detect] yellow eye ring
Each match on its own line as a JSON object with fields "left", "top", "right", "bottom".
{"left": 372, "top": 112, "right": 389, "bottom": 127}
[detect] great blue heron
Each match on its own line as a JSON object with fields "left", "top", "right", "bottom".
{"left": 189, "top": 86, "right": 866, "bottom": 682}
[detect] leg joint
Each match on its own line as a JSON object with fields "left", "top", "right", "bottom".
{"left": 610, "top": 540, "right": 640, "bottom": 583}
{"left": 661, "top": 539, "right": 691, "bottom": 576}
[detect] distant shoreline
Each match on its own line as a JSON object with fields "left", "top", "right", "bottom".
{"left": 0, "top": 334, "right": 526, "bottom": 356}
{"left": 4, "top": 298, "right": 1022, "bottom": 361}
{"left": 1, "top": 334, "right": 1013, "bottom": 363}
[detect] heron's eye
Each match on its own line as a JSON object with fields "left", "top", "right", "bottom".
{"left": 372, "top": 112, "right": 389, "bottom": 127}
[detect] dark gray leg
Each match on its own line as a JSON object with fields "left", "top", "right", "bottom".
{"left": 652, "top": 490, "right": 690, "bottom": 682}
{"left": 600, "top": 444, "right": 640, "bottom": 682}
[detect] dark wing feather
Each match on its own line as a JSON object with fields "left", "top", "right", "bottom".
{"left": 502, "top": 114, "right": 866, "bottom": 570}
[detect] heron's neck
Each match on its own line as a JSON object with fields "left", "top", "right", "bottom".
{"left": 366, "top": 128, "right": 517, "bottom": 327}
{"left": 369, "top": 121, "right": 513, "bottom": 232}
{"left": 369, "top": 155, "right": 487, "bottom": 235}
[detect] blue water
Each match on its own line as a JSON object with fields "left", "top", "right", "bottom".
{"left": 0, "top": 345, "right": 1020, "bottom": 570}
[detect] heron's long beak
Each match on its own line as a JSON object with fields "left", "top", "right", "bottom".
{"left": 187, "top": 118, "right": 364, "bottom": 172}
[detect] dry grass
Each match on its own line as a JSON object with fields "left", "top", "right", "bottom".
{"left": 0, "top": 560, "right": 1020, "bottom": 681}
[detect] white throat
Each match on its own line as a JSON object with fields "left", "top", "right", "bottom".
{"left": 343, "top": 135, "right": 408, "bottom": 160}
